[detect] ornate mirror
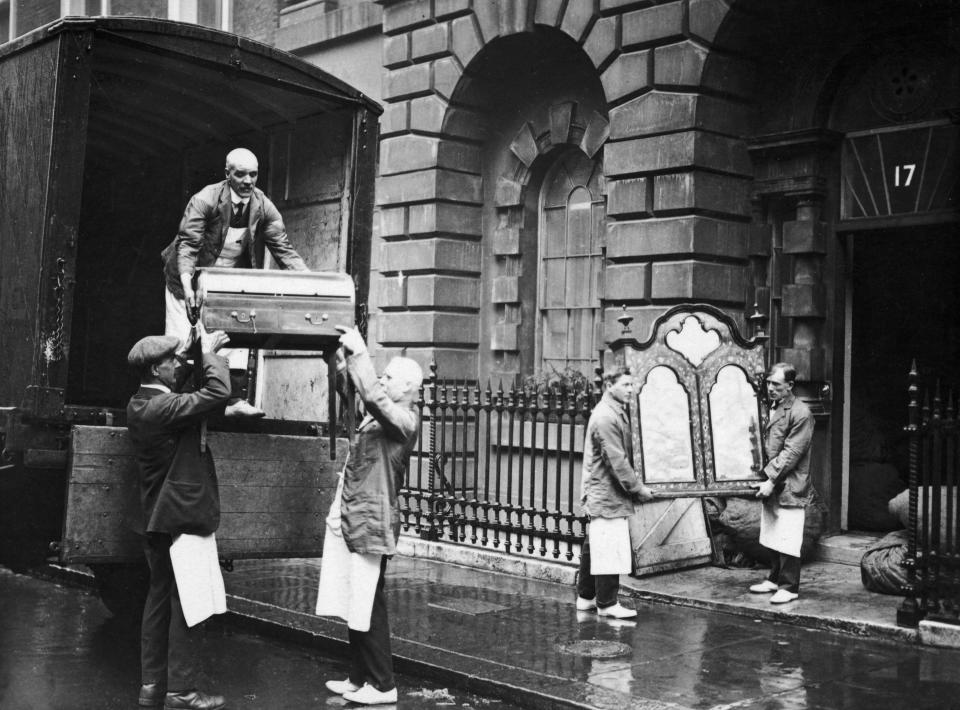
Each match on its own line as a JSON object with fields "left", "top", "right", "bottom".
{"left": 611, "top": 304, "right": 767, "bottom": 496}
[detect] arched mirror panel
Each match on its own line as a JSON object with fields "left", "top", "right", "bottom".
{"left": 638, "top": 366, "right": 696, "bottom": 483}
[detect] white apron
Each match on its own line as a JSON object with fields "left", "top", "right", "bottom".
{"left": 588, "top": 517, "right": 632, "bottom": 575}
{"left": 169, "top": 532, "right": 227, "bottom": 627}
{"left": 315, "top": 464, "right": 381, "bottom": 632}
{"left": 759, "top": 503, "right": 805, "bottom": 558}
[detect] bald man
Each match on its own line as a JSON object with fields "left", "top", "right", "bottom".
{"left": 161, "top": 148, "right": 309, "bottom": 417}
{"left": 322, "top": 326, "right": 422, "bottom": 706}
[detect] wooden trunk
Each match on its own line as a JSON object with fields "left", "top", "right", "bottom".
{"left": 199, "top": 268, "right": 355, "bottom": 349}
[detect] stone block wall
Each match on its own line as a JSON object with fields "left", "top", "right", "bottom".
{"left": 370, "top": 0, "right": 757, "bottom": 379}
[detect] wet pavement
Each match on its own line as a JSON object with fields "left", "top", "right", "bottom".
{"left": 222, "top": 555, "right": 960, "bottom": 710}
{"left": 0, "top": 566, "right": 525, "bottom": 710}
{"left": 8, "top": 552, "right": 960, "bottom": 710}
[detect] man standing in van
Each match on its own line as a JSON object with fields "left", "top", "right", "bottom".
{"left": 161, "top": 147, "right": 309, "bottom": 418}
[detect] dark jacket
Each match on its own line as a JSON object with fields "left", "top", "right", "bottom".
{"left": 580, "top": 391, "right": 647, "bottom": 518}
{"left": 762, "top": 393, "right": 815, "bottom": 508}
{"left": 162, "top": 180, "right": 308, "bottom": 299}
{"left": 126, "top": 353, "right": 231, "bottom": 536}
{"left": 340, "top": 351, "right": 420, "bottom": 556}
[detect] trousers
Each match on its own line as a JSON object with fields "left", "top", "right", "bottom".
{"left": 576, "top": 530, "right": 620, "bottom": 608}
{"left": 346, "top": 556, "right": 395, "bottom": 691}
{"left": 141, "top": 533, "right": 199, "bottom": 691}
{"left": 766, "top": 551, "right": 801, "bottom": 593}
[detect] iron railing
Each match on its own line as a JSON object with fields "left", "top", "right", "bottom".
{"left": 899, "top": 361, "right": 960, "bottom": 626}
{"left": 399, "top": 366, "right": 600, "bottom": 562}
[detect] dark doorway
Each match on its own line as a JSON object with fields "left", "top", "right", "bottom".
{"left": 847, "top": 224, "right": 960, "bottom": 531}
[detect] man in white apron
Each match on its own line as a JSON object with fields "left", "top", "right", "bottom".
{"left": 161, "top": 148, "right": 309, "bottom": 418}
{"left": 575, "top": 368, "right": 656, "bottom": 619}
{"left": 750, "top": 362, "right": 815, "bottom": 604}
{"left": 126, "top": 330, "right": 231, "bottom": 710}
{"left": 317, "top": 325, "right": 422, "bottom": 705}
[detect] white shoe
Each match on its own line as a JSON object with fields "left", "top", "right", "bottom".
{"left": 749, "top": 580, "right": 779, "bottom": 594}
{"left": 325, "top": 678, "right": 361, "bottom": 695}
{"left": 224, "top": 400, "right": 266, "bottom": 418}
{"left": 597, "top": 602, "right": 638, "bottom": 619}
{"left": 770, "top": 589, "right": 799, "bottom": 604}
{"left": 575, "top": 596, "right": 597, "bottom": 611}
{"left": 342, "top": 683, "right": 398, "bottom": 705}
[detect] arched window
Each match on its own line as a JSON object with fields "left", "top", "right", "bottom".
{"left": 537, "top": 148, "right": 605, "bottom": 377}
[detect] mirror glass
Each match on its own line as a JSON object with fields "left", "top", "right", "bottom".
{"left": 638, "top": 366, "right": 695, "bottom": 482}
{"left": 710, "top": 365, "right": 763, "bottom": 481}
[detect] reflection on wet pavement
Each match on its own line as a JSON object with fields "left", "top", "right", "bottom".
{"left": 224, "top": 557, "right": 960, "bottom": 710}
{"left": 0, "top": 566, "right": 525, "bottom": 710}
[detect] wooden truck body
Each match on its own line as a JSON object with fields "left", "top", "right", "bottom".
{"left": 0, "top": 17, "right": 377, "bottom": 584}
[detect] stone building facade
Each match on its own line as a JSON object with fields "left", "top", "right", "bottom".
{"left": 268, "top": 0, "right": 958, "bottom": 529}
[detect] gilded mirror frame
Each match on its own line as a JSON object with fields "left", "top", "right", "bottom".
{"left": 610, "top": 304, "right": 768, "bottom": 497}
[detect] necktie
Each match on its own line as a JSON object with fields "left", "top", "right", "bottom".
{"left": 230, "top": 202, "right": 246, "bottom": 228}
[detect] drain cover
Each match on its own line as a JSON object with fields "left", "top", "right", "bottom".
{"left": 556, "top": 640, "right": 632, "bottom": 658}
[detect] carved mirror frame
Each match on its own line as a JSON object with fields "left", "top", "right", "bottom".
{"left": 610, "top": 304, "right": 768, "bottom": 497}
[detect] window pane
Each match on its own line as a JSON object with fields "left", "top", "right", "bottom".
{"left": 565, "top": 256, "right": 592, "bottom": 308}
{"left": 541, "top": 310, "right": 567, "bottom": 359}
{"left": 198, "top": 0, "right": 222, "bottom": 28}
{"left": 541, "top": 258, "right": 566, "bottom": 308}
{"left": 566, "top": 186, "right": 592, "bottom": 255}
{"left": 109, "top": 0, "right": 166, "bottom": 17}
{"left": 85, "top": 0, "right": 104, "bottom": 14}
{"left": 567, "top": 309, "right": 595, "bottom": 361}
{"left": 14, "top": 0, "right": 59, "bottom": 34}
{"left": 541, "top": 206, "right": 565, "bottom": 257}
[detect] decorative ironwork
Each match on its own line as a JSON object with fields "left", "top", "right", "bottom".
{"left": 400, "top": 369, "right": 601, "bottom": 560}
{"left": 899, "top": 362, "right": 960, "bottom": 627}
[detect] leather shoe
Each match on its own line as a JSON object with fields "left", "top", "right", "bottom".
{"left": 770, "top": 589, "right": 799, "bottom": 604}
{"left": 575, "top": 596, "right": 597, "bottom": 611}
{"left": 325, "top": 678, "right": 361, "bottom": 695}
{"left": 224, "top": 400, "right": 266, "bottom": 418}
{"left": 342, "top": 683, "right": 398, "bottom": 705}
{"left": 163, "top": 690, "right": 227, "bottom": 710}
{"left": 139, "top": 683, "right": 166, "bottom": 707}
{"left": 749, "top": 580, "right": 779, "bottom": 594}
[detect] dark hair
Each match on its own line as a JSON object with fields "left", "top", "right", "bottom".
{"left": 603, "top": 366, "right": 631, "bottom": 386}
{"left": 769, "top": 362, "right": 797, "bottom": 384}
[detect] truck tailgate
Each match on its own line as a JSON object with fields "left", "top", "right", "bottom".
{"left": 62, "top": 426, "right": 344, "bottom": 563}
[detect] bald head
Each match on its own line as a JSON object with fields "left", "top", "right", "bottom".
{"left": 225, "top": 148, "right": 257, "bottom": 171}
{"left": 225, "top": 148, "right": 258, "bottom": 198}
{"left": 381, "top": 357, "right": 424, "bottom": 404}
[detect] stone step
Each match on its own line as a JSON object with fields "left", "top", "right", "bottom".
{"left": 814, "top": 531, "right": 885, "bottom": 566}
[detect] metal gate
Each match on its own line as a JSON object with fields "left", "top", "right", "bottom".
{"left": 899, "top": 362, "right": 960, "bottom": 627}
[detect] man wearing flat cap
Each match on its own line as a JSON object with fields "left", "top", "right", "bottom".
{"left": 126, "top": 329, "right": 231, "bottom": 710}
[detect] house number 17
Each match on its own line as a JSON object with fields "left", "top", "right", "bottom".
{"left": 894, "top": 164, "right": 916, "bottom": 187}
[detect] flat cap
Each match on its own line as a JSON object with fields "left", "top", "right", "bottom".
{"left": 127, "top": 335, "right": 181, "bottom": 368}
